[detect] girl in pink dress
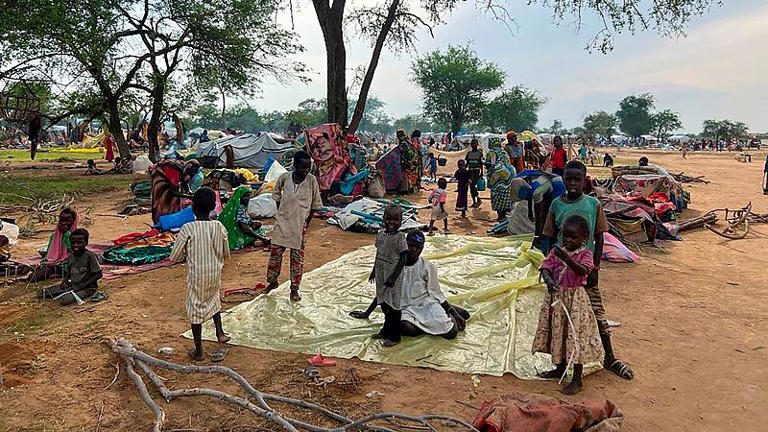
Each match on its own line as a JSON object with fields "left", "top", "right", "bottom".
{"left": 532, "top": 215, "right": 604, "bottom": 395}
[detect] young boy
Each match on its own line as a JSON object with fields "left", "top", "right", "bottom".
{"left": 263, "top": 151, "right": 322, "bottom": 302}
{"left": 428, "top": 178, "right": 449, "bottom": 235}
{"left": 427, "top": 153, "right": 438, "bottom": 181}
{"left": 542, "top": 160, "right": 634, "bottom": 380}
{"left": 371, "top": 205, "right": 408, "bottom": 346}
{"left": 170, "top": 187, "right": 231, "bottom": 361}
{"left": 235, "top": 189, "right": 271, "bottom": 247}
{"left": 39, "top": 228, "right": 103, "bottom": 305}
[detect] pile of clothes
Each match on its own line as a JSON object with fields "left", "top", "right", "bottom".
{"left": 326, "top": 198, "right": 425, "bottom": 233}
{"left": 102, "top": 230, "right": 176, "bottom": 265}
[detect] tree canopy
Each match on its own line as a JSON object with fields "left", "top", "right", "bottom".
{"left": 583, "top": 111, "right": 618, "bottom": 138}
{"left": 650, "top": 109, "right": 683, "bottom": 140}
{"left": 411, "top": 45, "right": 505, "bottom": 133}
{"left": 702, "top": 119, "right": 748, "bottom": 142}
{"left": 481, "top": 86, "right": 547, "bottom": 133}
{"left": 616, "top": 94, "right": 655, "bottom": 139}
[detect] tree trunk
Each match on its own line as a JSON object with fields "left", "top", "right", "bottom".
{"left": 147, "top": 83, "right": 165, "bottom": 162}
{"left": 220, "top": 87, "right": 227, "bottom": 130}
{"left": 314, "top": 0, "right": 348, "bottom": 128}
{"left": 107, "top": 99, "right": 131, "bottom": 160}
{"left": 347, "top": 0, "right": 400, "bottom": 134}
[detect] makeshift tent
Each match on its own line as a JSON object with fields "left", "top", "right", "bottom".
{"left": 448, "top": 133, "right": 505, "bottom": 153}
{"left": 186, "top": 235, "right": 603, "bottom": 378}
{"left": 305, "top": 123, "right": 355, "bottom": 191}
{"left": 197, "top": 133, "right": 297, "bottom": 169}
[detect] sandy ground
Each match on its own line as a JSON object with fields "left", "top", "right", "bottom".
{"left": 1, "top": 149, "right": 767, "bottom": 431}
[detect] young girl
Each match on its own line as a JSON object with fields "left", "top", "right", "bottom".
{"left": 428, "top": 178, "right": 449, "bottom": 235}
{"left": 428, "top": 153, "right": 438, "bottom": 181}
{"left": 28, "top": 208, "right": 78, "bottom": 282}
{"left": 370, "top": 205, "right": 409, "bottom": 347}
{"left": 532, "top": 214, "right": 604, "bottom": 395}
{"left": 454, "top": 160, "right": 471, "bottom": 218}
{"left": 170, "top": 187, "right": 232, "bottom": 361}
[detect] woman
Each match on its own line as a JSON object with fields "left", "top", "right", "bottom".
{"left": 28, "top": 208, "right": 78, "bottom": 282}
{"left": 183, "top": 159, "right": 204, "bottom": 194}
{"left": 150, "top": 159, "right": 185, "bottom": 224}
{"left": 104, "top": 132, "right": 116, "bottom": 163}
{"left": 397, "top": 129, "right": 416, "bottom": 194}
{"left": 485, "top": 139, "right": 517, "bottom": 221}
{"left": 411, "top": 130, "right": 423, "bottom": 191}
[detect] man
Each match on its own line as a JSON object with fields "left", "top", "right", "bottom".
{"left": 506, "top": 131, "right": 524, "bottom": 174}
{"left": 263, "top": 151, "right": 322, "bottom": 302}
{"left": 542, "top": 160, "right": 634, "bottom": 380}
{"left": 763, "top": 155, "right": 768, "bottom": 195}
{"left": 465, "top": 139, "right": 484, "bottom": 208}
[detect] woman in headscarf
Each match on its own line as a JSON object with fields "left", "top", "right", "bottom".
{"left": 397, "top": 129, "right": 416, "bottom": 194}
{"left": 183, "top": 159, "right": 204, "bottom": 194}
{"left": 485, "top": 138, "right": 517, "bottom": 221}
{"left": 150, "top": 159, "right": 186, "bottom": 224}
{"left": 411, "top": 130, "right": 423, "bottom": 191}
{"left": 28, "top": 207, "right": 78, "bottom": 282}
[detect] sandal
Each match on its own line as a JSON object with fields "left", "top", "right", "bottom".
{"left": 606, "top": 359, "right": 634, "bottom": 380}
{"left": 308, "top": 354, "right": 337, "bottom": 367}
{"left": 90, "top": 291, "right": 110, "bottom": 303}
{"left": 210, "top": 348, "right": 228, "bottom": 363}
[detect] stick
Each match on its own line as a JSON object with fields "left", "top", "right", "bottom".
{"left": 121, "top": 356, "right": 165, "bottom": 432}
{"left": 96, "top": 402, "right": 105, "bottom": 432}
{"left": 454, "top": 400, "right": 481, "bottom": 411}
{"left": 104, "top": 362, "right": 120, "bottom": 391}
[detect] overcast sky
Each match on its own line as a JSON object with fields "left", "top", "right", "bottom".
{"left": 253, "top": 1, "right": 768, "bottom": 133}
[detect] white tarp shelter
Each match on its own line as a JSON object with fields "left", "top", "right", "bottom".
{"left": 197, "top": 133, "right": 297, "bottom": 169}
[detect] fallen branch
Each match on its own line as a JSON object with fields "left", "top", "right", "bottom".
{"left": 104, "top": 362, "right": 120, "bottom": 391}
{"left": 107, "top": 339, "right": 478, "bottom": 432}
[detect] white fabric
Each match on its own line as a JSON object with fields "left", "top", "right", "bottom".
{"left": 0, "top": 221, "right": 19, "bottom": 245}
{"left": 132, "top": 154, "right": 151, "bottom": 174}
{"left": 400, "top": 258, "right": 454, "bottom": 335}
{"left": 271, "top": 173, "right": 322, "bottom": 250}
{"left": 247, "top": 193, "right": 278, "bottom": 219}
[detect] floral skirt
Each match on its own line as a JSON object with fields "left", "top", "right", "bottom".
{"left": 532, "top": 287, "right": 604, "bottom": 365}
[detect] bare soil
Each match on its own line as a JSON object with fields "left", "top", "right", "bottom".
{"left": 1, "top": 150, "right": 767, "bottom": 431}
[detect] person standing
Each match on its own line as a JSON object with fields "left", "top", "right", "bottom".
{"left": 506, "top": 131, "right": 524, "bottom": 173}
{"left": 465, "top": 139, "right": 484, "bottom": 208}
{"left": 397, "top": 130, "right": 415, "bottom": 194}
{"left": 763, "top": 155, "right": 768, "bottom": 195}
{"left": 550, "top": 136, "right": 567, "bottom": 176}
{"left": 104, "top": 132, "right": 116, "bottom": 163}
{"left": 486, "top": 139, "right": 516, "bottom": 221}
{"left": 411, "top": 130, "right": 424, "bottom": 191}
{"left": 263, "top": 151, "right": 322, "bottom": 302}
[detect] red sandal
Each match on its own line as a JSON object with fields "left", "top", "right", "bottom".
{"left": 308, "top": 354, "right": 336, "bottom": 367}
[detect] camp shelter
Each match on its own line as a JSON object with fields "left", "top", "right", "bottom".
{"left": 449, "top": 133, "right": 505, "bottom": 153}
{"left": 305, "top": 123, "right": 356, "bottom": 191}
{"left": 196, "top": 132, "right": 297, "bottom": 169}
{"left": 374, "top": 146, "right": 403, "bottom": 192}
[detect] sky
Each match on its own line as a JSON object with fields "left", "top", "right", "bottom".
{"left": 254, "top": 1, "right": 768, "bottom": 133}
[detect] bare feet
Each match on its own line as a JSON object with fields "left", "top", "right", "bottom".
{"left": 188, "top": 349, "right": 204, "bottom": 361}
{"left": 262, "top": 281, "right": 279, "bottom": 294}
{"left": 290, "top": 289, "right": 302, "bottom": 302}
{"left": 217, "top": 333, "right": 231, "bottom": 344}
{"left": 561, "top": 379, "right": 583, "bottom": 395}
{"left": 349, "top": 310, "right": 370, "bottom": 319}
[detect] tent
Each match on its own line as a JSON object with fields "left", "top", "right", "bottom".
{"left": 448, "top": 133, "right": 505, "bottom": 153}
{"left": 305, "top": 123, "right": 356, "bottom": 191}
{"left": 196, "top": 133, "right": 298, "bottom": 169}
{"left": 668, "top": 134, "right": 691, "bottom": 143}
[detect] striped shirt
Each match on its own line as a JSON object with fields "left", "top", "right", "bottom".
{"left": 170, "top": 220, "right": 230, "bottom": 324}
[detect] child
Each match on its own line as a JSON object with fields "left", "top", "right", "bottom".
{"left": 170, "top": 187, "right": 231, "bottom": 361}
{"left": 533, "top": 215, "right": 603, "bottom": 395}
{"left": 263, "top": 151, "right": 322, "bottom": 302}
{"left": 29, "top": 207, "right": 78, "bottom": 282}
{"left": 428, "top": 178, "right": 449, "bottom": 235}
{"left": 234, "top": 189, "right": 270, "bottom": 247}
{"left": 85, "top": 159, "right": 102, "bottom": 175}
{"left": 428, "top": 153, "right": 438, "bottom": 181}
{"left": 454, "top": 160, "right": 471, "bottom": 218}
{"left": 603, "top": 153, "right": 614, "bottom": 167}
{"left": 542, "top": 160, "right": 634, "bottom": 381}
{"left": 39, "top": 228, "right": 103, "bottom": 305}
{"left": 370, "top": 205, "right": 409, "bottom": 347}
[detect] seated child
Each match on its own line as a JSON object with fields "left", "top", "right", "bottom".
{"left": 170, "top": 187, "right": 231, "bottom": 361}
{"left": 85, "top": 159, "right": 103, "bottom": 175}
{"left": 532, "top": 215, "right": 604, "bottom": 395}
{"left": 236, "top": 190, "right": 270, "bottom": 246}
{"left": 38, "top": 228, "right": 103, "bottom": 305}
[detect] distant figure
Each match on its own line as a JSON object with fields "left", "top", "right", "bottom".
{"left": 104, "top": 132, "right": 116, "bottom": 163}
{"left": 682, "top": 143, "right": 689, "bottom": 159}
{"left": 550, "top": 136, "right": 567, "bottom": 176}
{"left": 454, "top": 159, "right": 471, "bottom": 218}
{"left": 428, "top": 178, "right": 449, "bottom": 236}
{"left": 199, "top": 129, "right": 210, "bottom": 143}
{"left": 763, "top": 156, "right": 768, "bottom": 195}
{"left": 464, "top": 139, "right": 484, "bottom": 208}
{"left": 85, "top": 159, "right": 103, "bottom": 175}
{"left": 638, "top": 156, "right": 649, "bottom": 167}
{"left": 427, "top": 152, "right": 438, "bottom": 181}
{"left": 603, "top": 153, "right": 614, "bottom": 167}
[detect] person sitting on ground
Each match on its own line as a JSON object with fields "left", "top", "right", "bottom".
{"left": 219, "top": 187, "right": 270, "bottom": 250}
{"left": 169, "top": 187, "right": 231, "bottom": 361}
{"left": 28, "top": 208, "right": 79, "bottom": 282}
{"left": 638, "top": 156, "right": 649, "bottom": 167}
{"left": 38, "top": 228, "right": 102, "bottom": 305}
{"left": 533, "top": 215, "right": 603, "bottom": 395}
{"left": 84, "top": 159, "right": 103, "bottom": 175}
{"left": 427, "top": 178, "right": 449, "bottom": 236}
{"left": 350, "top": 230, "right": 470, "bottom": 340}
{"left": 603, "top": 153, "right": 614, "bottom": 167}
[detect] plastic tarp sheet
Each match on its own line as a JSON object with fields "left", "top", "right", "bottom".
{"left": 197, "top": 133, "right": 296, "bottom": 169}
{"left": 374, "top": 147, "right": 403, "bottom": 192}
{"left": 188, "top": 235, "right": 559, "bottom": 378}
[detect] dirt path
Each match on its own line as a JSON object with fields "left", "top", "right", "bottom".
{"left": 1, "top": 151, "right": 767, "bottom": 431}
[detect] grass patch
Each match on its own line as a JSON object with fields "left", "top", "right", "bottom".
{"left": 0, "top": 149, "right": 102, "bottom": 162}
{"left": 3, "top": 309, "right": 49, "bottom": 335}
{"left": 0, "top": 173, "right": 133, "bottom": 206}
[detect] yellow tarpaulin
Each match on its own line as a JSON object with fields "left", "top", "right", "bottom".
{"left": 190, "top": 235, "right": 561, "bottom": 378}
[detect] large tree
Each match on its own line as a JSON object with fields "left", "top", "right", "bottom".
{"left": 702, "top": 119, "right": 748, "bottom": 142}
{"left": 616, "top": 94, "right": 655, "bottom": 139}
{"left": 412, "top": 45, "right": 504, "bottom": 134}
{"left": 481, "top": 86, "right": 546, "bottom": 133}
{"left": 306, "top": 0, "right": 718, "bottom": 133}
{"left": 650, "top": 109, "right": 683, "bottom": 141}
{"left": 583, "top": 110, "right": 618, "bottom": 138}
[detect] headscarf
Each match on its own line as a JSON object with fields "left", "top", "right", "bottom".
{"left": 46, "top": 208, "right": 79, "bottom": 263}
{"left": 218, "top": 186, "right": 255, "bottom": 251}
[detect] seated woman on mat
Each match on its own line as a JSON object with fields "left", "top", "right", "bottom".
{"left": 28, "top": 208, "right": 78, "bottom": 282}
{"left": 350, "top": 230, "right": 469, "bottom": 340}
{"left": 219, "top": 187, "right": 270, "bottom": 250}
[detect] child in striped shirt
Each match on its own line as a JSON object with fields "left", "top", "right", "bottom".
{"left": 170, "top": 187, "right": 231, "bottom": 361}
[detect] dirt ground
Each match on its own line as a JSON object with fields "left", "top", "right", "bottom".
{"left": 1, "top": 150, "right": 767, "bottom": 431}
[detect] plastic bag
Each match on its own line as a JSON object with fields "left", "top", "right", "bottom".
{"left": 476, "top": 176, "right": 487, "bottom": 192}
{"left": 367, "top": 172, "right": 386, "bottom": 198}
{"left": 157, "top": 206, "right": 195, "bottom": 231}
{"left": 133, "top": 154, "right": 151, "bottom": 174}
{"left": 247, "top": 193, "right": 278, "bottom": 219}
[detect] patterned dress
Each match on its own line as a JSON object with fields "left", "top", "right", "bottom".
{"left": 374, "top": 231, "right": 408, "bottom": 310}
{"left": 486, "top": 147, "right": 517, "bottom": 213}
{"left": 532, "top": 248, "right": 604, "bottom": 365}
{"left": 170, "top": 220, "right": 230, "bottom": 324}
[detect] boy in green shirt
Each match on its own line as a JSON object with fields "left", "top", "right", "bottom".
{"left": 39, "top": 228, "right": 103, "bottom": 305}
{"left": 542, "top": 160, "right": 634, "bottom": 380}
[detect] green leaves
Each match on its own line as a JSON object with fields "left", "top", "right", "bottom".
{"left": 583, "top": 111, "right": 618, "bottom": 139}
{"left": 616, "top": 94, "right": 655, "bottom": 139}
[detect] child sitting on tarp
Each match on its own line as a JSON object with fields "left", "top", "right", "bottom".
{"left": 38, "top": 228, "right": 102, "bottom": 305}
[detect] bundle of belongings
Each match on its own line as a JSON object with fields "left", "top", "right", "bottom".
{"left": 609, "top": 165, "right": 689, "bottom": 212}
{"left": 472, "top": 392, "right": 623, "bottom": 432}
{"left": 102, "top": 230, "right": 176, "bottom": 265}
{"left": 327, "top": 198, "right": 426, "bottom": 233}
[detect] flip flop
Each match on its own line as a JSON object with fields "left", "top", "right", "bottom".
{"left": 308, "top": 354, "right": 336, "bottom": 367}
{"left": 210, "top": 348, "right": 228, "bottom": 363}
{"left": 90, "top": 292, "right": 109, "bottom": 303}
